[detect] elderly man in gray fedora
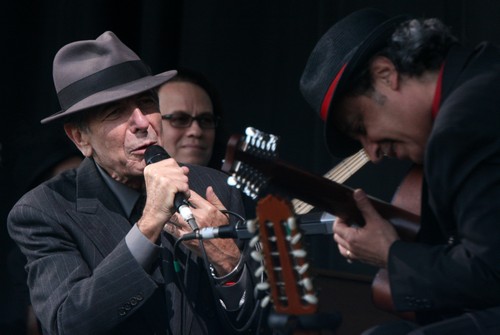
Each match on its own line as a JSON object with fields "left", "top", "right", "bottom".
{"left": 8, "top": 31, "right": 261, "bottom": 335}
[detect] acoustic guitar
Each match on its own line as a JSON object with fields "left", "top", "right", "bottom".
{"left": 222, "top": 127, "right": 421, "bottom": 315}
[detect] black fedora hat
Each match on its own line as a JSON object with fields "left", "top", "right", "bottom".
{"left": 300, "top": 8, "right": 408, "bottom": 158}
{"left": 41, "top": 31, "right": 177, "bottom": 124}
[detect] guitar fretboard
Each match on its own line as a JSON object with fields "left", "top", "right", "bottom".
{"left": 292, "top": 149, "right": 369, "bottom": 214}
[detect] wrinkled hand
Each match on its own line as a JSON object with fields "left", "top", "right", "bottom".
{"left": 333, "top": 189, "right": 399, "bottom": 268}
{"left": 138, "top": 158, "right": 190, "bottom": 242}
{"left": 164, "top": 187, "right": 241, "bottom": 276}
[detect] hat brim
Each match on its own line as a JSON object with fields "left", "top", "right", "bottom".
{"left": 324, "top": 15, "right": 408, "bottom": 158}
{"left": 41, "top": 69, "right": 177, "bottom": 124}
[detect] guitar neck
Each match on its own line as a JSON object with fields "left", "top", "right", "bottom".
{"left": 231, "top": 150, "right": 420, "bottom": 241}
{"left": 292, "top": 150, "right": 369, "bottom": 214}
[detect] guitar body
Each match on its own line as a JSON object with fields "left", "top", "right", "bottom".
{"left": 391, "top": 165, "right": 423, "bottom": 217}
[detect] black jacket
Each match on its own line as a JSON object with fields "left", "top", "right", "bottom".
{"left": 388, "top": 43, "right": 500, "bottom": 321}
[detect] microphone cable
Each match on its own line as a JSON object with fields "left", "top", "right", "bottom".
{"left": 172, "top": 209, "right": 265, "bottom": 334}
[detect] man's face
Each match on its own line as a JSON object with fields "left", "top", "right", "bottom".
{"left": 333, "top": 56, "right": 435, "bottom": 164}
{"left": 335, "top": 84, "right": 432, "bottom": 164}
{"left": 69, "top": 92, "right": 163, "bottom": 185}
{"left": 158, "top": 81, "right": 215, "bottom": 166}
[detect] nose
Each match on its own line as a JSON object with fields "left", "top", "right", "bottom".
{"left": 185, "top": 119, "right": 204, "bottom": 136}
{"left": 359, "top": 136, "right": 382, "bottom": 163}
{"left": 130, "top": 108, "right": 150, "bottom": 132}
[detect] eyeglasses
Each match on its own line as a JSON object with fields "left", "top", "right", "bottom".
{"left": 161, "top": 113, "right": 219, "bottom": 129}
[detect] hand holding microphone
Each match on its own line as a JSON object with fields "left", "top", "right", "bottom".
{"left": 144, "top": 145, "right": 198, "bottom": 231}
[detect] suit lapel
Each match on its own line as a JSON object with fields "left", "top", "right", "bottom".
{"left": 441, "top": 45, "right": 475, "bottom": 102}
{"left": 67, "top": 158, "right": 132, "bottom": 257}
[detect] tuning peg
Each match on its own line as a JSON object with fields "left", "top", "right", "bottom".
{"left": 256, "top": 282, "right": 270, "bottom": 291}
{"left": 290, "top": 233, "right": 302, "bottom": 245}
{"left": 254, "top": 265, "right": 265, "bottom": 278}
{"left": 254, "top": 281, "right": 269, "bottom": 299}
{"left": 245, "top": 127, "right": 257, "bottom": 136}
{"left": 303, "top": 294, "right": 318, "bottom": 305}
{"left": 296, "top": 263, "right": 309, "bottom": 275}
{"left": 267, "top": 134, "right": 278, "bottom": 151}
{"left": 249, "top": 235, "right": 260, "bottom": 248}
{"left": 291, "top": 249, "right": 307, "bottom": 258}
{"left": 251, "top": 250, "right": 263, "bottom": 262}
{"left": 227, "top": 176, "right": 237, "bottom": 187}
{"left": 246, "top": 219, "right": 258, "bottom": 234}
{"left": 260, "top": 295, "right": 271, "bottom": 308}
{"left": 300, "top": 277, "right": 314, "bottom": 291}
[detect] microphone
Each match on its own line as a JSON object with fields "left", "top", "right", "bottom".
{"left": 183, "top": 225, "right": 239, "bottom": 240}
{"left": 144, "top": 145, "right": 198, "bottom": 231}
{"left": 181, "top": 211, "right": 336, "bottom": 241}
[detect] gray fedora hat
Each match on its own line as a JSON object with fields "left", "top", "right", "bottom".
{"left": 300, "top": 9, "right": 408, "bottom": 158}
{"left": 41, "top": 31, "right": 177, "bottom": 124}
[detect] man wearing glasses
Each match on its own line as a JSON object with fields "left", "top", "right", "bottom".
{"left": 158, "top": 69, "right": 222, "bottom": 167}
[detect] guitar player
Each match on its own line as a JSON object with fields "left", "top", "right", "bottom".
{"left": 299, "top": 8, "right": 500, "bottom": 335}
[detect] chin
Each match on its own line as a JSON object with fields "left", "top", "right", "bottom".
{"left": 407, "top": 154, "right": 423, "bottom": 164}
{"left": 180, "top": 152, "right": 210, "bottom": 166}
{"left": 130, "top": 161, "right": 147, "bottom": 174}
{"left": 191, "top": 158, "right": 210, "bottom": 166}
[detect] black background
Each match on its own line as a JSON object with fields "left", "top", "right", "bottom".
{"left": 2, "top": 0, "right": 500, "bottom": 326}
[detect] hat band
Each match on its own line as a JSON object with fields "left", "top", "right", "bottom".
{"left": 320, "top": 63, "right": 347, "bottom": 121}
{"left": 57, "top": 60, "right": 152, "bottom": 111}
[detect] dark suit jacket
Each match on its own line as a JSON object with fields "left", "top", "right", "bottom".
{"left": 388, "top": 43, "right": 500, "bottom": 322}
{"left": 8, "top": 157, "right": 257, "bottom": 335}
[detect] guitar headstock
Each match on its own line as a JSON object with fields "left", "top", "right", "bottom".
{"left": 250, "top": 195, "right": 318, "bottom": 315}
{"left": 222, "top": 127, "right": 280, "bottom": 199}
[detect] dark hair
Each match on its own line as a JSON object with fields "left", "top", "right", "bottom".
{"left": 348, "top": 17, "right": 458, "bottom": 96}
{"left": 166, "top": 68, "right": 223, "bottom": 120}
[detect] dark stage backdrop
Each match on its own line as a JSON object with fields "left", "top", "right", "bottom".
{"left": 2, "top": 0, "right": 500, "bottom": 316}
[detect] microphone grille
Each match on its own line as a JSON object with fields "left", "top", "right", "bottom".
{"left": 144, "top": 145, "right": 169, "bottom": 165}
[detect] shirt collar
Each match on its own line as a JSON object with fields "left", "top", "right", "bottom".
{"left": 95, "top": 163, "right": 141, "bottom": 218}
{"left": 431, "top": 63, "right": 446, "bottom": 120}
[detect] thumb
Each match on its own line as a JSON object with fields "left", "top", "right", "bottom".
{"left": 353, "top": 188, "right": 380, "bottom": 220}
{"left": 205, "top": 186, "right": 225, "bottom": 210}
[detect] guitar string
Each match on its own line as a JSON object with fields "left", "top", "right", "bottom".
{"left": 292, "top": 150, "right": 368, "bottom": 214}
{"left": 322, "top": 150, "right": 367, "bottom": 184}
{"left": 324, "top": 150, "right": 369, "bottom": 186}
{"left": 292, "top": 150, "right": 369, "bottom": 214}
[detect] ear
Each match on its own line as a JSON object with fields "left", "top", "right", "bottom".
{"left": 64, "top": 123, "right": 93, "bottom": 157}
{"left": 370, "top": 56, "right": 399, "bottom": 90}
